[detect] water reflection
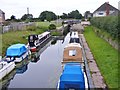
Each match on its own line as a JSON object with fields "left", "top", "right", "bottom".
{"left": 31, "top": 41, "right": 51, "bottom": 63}
{"left": 15, "top": 59, "right": 29, "bottom": 74}
{"left": 0, "top": 69, "right": 16, "bottom": 89}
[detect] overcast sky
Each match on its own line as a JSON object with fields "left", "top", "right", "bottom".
{"left": 0, "top": 0, "right": 119, "bottom": 19}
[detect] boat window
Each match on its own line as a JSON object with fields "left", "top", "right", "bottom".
{"left": 69, "top": 38, "right": 80, "bottom": 43}
{"left": 69, "top": 50, "right": 76, "bottom": 56}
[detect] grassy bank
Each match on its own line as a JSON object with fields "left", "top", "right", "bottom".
{"left": 2, "top": 29, "right": 44, "bottom": 56}
{"left": 1, "top": 21, "right": 62, "bottom": 56}
{"left": 84, "top": 26, "right": 119, "bottom": 88}
{"left": 36, "top": 21, "right": 62, "bottom": 27}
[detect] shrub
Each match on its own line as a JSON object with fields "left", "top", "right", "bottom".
{"left": 90, "top": 16, "right": 119, "bottom": 40}
{"left": 48, "top": 24, "right": 56, "bottom": 30}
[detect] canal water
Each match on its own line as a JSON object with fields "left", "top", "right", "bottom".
{"left": 1, "top": 33, "right": 70, "bottom": 89}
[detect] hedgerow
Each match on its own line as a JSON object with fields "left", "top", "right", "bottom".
{"left": 90, "top": 16, "right": 120, "bottom": 40}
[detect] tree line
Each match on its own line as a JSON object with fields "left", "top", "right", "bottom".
{"left": 6, "top": 10, "right": 82, "bottom": 22}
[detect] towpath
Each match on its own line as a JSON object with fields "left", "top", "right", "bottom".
{"left": 71, "top": 24, "right": 107, "bottom": 89}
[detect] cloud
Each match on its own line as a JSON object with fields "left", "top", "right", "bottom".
{"left": 0, "top": 0, "right": 118, "bottom": 19}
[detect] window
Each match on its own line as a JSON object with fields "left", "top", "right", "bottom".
{"left": 98, "top": 12, "right": 103, "bottom": 15}
{"left": 69, "top": 50, "right": 76, "bottom": 56}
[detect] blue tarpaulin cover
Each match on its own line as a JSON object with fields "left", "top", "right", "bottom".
{"left": 59, "top": 63, "right": 85, "bottom": 90}
{"left": 6, "top": 44, "right": 27, "bottom": 57}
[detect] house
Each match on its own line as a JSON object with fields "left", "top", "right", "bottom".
{"left": 93, "top": 2, "right": 120, "bottom": 17}
{"left": 84, "top": 11, "right": 93, "bottom": 19}
{"left": 0, "top": 9, "right": 5, "bottom": 24}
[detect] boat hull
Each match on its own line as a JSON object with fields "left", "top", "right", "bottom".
{"left": 6, "top": 51, "right": 29, "bottom": 63}
{"left": 0, "top": 62, "right": 15, "bottom": 80}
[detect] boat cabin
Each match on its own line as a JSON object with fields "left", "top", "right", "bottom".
{"left": 6, "top": 44, "right": 28, "bottom": 62}
{"left": 6, "top": 44, "right": 27, "bottom": 57}
{"left": 70, "top": 31, "right": 80, "bottom": 43}
{"left": 58, "top": 63, "right": 85, "bottom": 90}
{"left": 63, "top": 43, "right": 83, "bottom": 63}
{"left": 28, "top": 31, "right": 51, "bottom": 51}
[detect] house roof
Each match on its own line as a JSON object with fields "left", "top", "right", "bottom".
{"left": 93, "top": 2, "right": 119, "bottom": 13}
{"left": 0, "top": 9, "right": 5, "bottom": 14}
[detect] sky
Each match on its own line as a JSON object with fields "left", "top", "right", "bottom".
{"left": 0, "top": 0, "right": 119, "bottom": 19}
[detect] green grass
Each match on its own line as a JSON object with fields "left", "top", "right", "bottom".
{"left": 84, "top": 26, "right": 119, "bottom": 88}
{"left": 51, "top": 31, "right": 62, "bottom": 36}
{"left": 36, "top": 21, "right": 62, "bottom": 27}
{"left": 1, "top": 21, "right": 62, "bottom": 56}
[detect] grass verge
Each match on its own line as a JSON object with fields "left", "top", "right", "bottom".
{"left": 84, "top": 26, "right": 119, "bottom": 88}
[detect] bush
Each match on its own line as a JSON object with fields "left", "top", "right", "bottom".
{"left": 90, "top": 16, "right": 119, "bottom": 40}
{"left": 48, "top": 24, "right": 56, "bottom": 30}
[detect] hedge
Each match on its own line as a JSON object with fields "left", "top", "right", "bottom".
{"left": 90, "top": 16, "right": 120, "bottom": 40}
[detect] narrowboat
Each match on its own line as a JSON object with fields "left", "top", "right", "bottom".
{"left": 28, "top": 31, "right": 51, "bottom": 52}
{"left": 0, "top": 60, "right": 15, "bottom": 80}
{"left": 5, "top": 44, "right": 29, "bottom": 62}
{"left": 62, "top": 43, "right": 83, "bottom": 64}
{"left": 57, "top": 63, "right": 88, "bottom": 90}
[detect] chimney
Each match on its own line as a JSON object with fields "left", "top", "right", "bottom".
{"left": 106, "top": 2, "right": 109, "bottom": 16}
{"left": 27, "top": 7, "right": 29, "bottom": 14}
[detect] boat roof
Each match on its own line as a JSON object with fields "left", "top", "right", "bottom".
{"left": 71, "top": 32, "right": 79, "bottom": 38}
{"left": 65, "top": 43, "right": 82, "bottom": 48}
{"left": 60, "top": 63, "right": 85, "bottom": 86}
{"left": 38, "top": 31, "right": 50, "bottom": 38}
{"left": 6, "top": 44, "right": 27, "bottom": 57}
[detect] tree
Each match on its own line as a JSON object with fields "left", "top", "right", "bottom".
{"left": 68, "top": 10, "right": 82, "bottom": 19}
{"left": 60, "top": 13, "right": 68, "bottom": 19}
{"left": 21, "top": 14, "right": 33, "bottom": 20}
{"left": 48, "top": 24, "right": 56, "bottom": 30}
{"left": 39, "top": 11, "right": 57, "bottom": 22}
{"left": 10, "top": 15, "right": 16, "bottom": 20}
{"left": 60, "top": 10, "right": 82, "bottom": 19}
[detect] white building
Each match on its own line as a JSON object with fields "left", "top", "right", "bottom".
{"left": 93, "top": 2, "right": 120, "bottom": 17}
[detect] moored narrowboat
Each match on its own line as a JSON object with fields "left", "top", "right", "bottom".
{"left": 5, "top": 44, "right": 29, "bottom": 62}
{"left": 28, "top": 31, "right": 51, "bottom": 52}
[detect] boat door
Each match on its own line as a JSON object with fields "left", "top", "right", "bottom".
{"left": 28, "top": 35, "right": 38, "bottom": 47}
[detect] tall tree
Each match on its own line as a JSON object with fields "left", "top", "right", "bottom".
{"left": 39, "top": 11, "right": 57, "bottom": 22}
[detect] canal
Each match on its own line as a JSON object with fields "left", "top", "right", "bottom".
{"left": 1, "top": 33, "right": 70, "bottom": 89}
